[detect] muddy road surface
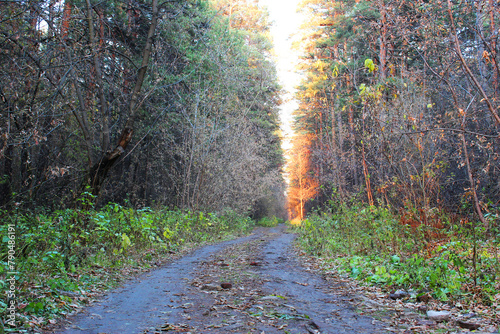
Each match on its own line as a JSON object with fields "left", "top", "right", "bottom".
{"left": 54, "top": 225, "right": 388, "bottom": 333}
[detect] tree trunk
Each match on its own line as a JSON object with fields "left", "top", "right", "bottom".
{"left": 0, "top": 145, "right": 13, "bottom": 207}
{"left": 362, "top": 108, "right": 374, "bottom": 206}
{"left": 336, "top": 100, "right": 345, "bottom": 198}
{"left": 460, "top": 116, "right": 488, "bottom": 229}
{"left": 61, "top": 0, "right": 72, "bottom": 40}
{"left": 362, "top": 143, "right": 374, "bottom": 206}
{"left": 85, "top": 0, "right": 109, "bottom": 152}
{"left": 86, "top": 0, "right": 159, "bottom": 197}
{"left": 378, "top": 1, "right": 387, "bottom": 80}
{"left": 488, "top": 0, "right": 498, "bottom": 98}
{"left": 348, "top": 106, "right": 358, "bottom": 187}
{"left": 447, "top": 0, "right": 500, "bottom": 126}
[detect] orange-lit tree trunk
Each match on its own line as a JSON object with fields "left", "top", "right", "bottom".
{"left": 288, "top": 134, "right": 319, "bottom": 220}
{"left": 61, "top": 0, "right": 72, "bottom": 39}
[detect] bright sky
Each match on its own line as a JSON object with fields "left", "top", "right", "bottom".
{"left": 258, "top": 0, "right": 304, "bottom": 152}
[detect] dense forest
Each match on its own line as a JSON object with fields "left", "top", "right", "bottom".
{"left": 288, "top": 0, "right": 500, "bottom": 226}
{"left": 1, "top": 0, "right": 500, "bottom": 331}
{"left": 0, "top": 0, "right": 285, "bottom": 218}
{"left": 288, "top": 0, "right": 500, "bottom": 315}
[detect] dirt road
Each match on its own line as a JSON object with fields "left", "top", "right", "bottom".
{"left": 54, "top": 225, "right": 388, "bottom": 333}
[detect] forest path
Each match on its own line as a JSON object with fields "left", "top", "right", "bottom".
{"left": 53, "top": 225, "right": 388, "bottom": 333}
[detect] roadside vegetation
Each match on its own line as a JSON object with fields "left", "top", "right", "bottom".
{"left": 0, "top": 203, "right": 261, "bottom": 331}
{"left": 294, "top": 202, "right": 500, "bottom": 307}
{"left": 255, "top": 216, "right": 283, "bottom": 228}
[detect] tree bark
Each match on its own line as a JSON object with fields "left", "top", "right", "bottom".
{"left": 0, "top": 145, "right": 13, "bottom": 207}
{"left": 336, "top": 99, "right": 345, "bottom": 198}
{"left": 488, "top": 0, "right": 498, "bottom": 98}
{"left": 378, "top": 1, "right": 387, "bottom": 80}
{"left": 461, "top": 131, "right": 487, "bottom": 229}
{"left": 87, "top": 0, "right": 159, "bottom": 197}
{"left": 61, "top": 0, "right": 72, "bottom": 40}
{"left": 460, "top": 110, "right": 488, "bottom": 229}
{"left": 85, "top": 0, "right": 109, "bottom": 152}
{"left": 348, "top": 106, "right": 358, "bottom": 187}
{"left": 362, "top": 107, "right": 374, "bottom": 206}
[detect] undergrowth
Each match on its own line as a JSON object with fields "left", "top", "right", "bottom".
{"left": 0, "top": 203, "right": 255, "bottom": 332}
{"left": 256, "top": 216, "right": 283, "bottom": 227}
{"left": 294, "top": 204, "right": 500, "bottom": 306}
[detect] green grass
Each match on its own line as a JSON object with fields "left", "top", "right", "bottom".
{"left": 256, "top": 216, "right": 283, "bottom": 227}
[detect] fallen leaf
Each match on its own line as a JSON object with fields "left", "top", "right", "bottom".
{"left": 220, "top": 283, "right": 232, "bottom": 289}
{"left": 457, "top": 319, "right": 480, "bottom": 330}
{"left": 294, "top": 281, "right": 309, "bottom": 286}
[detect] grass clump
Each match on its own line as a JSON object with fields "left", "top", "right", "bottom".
{"left": 256, "top": 216, "right": 283, "bottom": 227}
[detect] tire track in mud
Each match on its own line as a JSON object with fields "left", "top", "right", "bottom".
{"left": 54, "top": 226, "right": 388, "bottom": 333}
